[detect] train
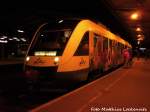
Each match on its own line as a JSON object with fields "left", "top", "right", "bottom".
{"left": 24, "top": 19, "right": 132, "bottom": 83}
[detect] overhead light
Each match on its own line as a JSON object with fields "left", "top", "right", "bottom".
{"left": 137, "top": 34, "right": 142, "bottom": 38}
{"left": 0, "top": 40, "right": 8, "bottom": 43}
{"left": 130, "top": 12, "right": 139, "bottom": 20}
{"left": 16, "top": 39, "right": 20, "bottom": 41}
{"left": 136, "top": 27, "right": 142, "bottom": 32}
{"left": 2, "top": 36, "right": 7, "bottom": 39}
{"left": 139, "top": 48, "right": 146, "bottom": 51}
{"left": 0, "top": 38, "right": 5, "bottom": 40}
{"left": 137, "top": 40, "right": 140, "bottom": 45}
{"left": 137, "top": 38, "right": 144, "bottom": 41}
{"left": 17, "top": 29, "right": 24, "bottom": 33}
{"left": 13, "top": 37, "right": 18, "bottom": 39}
{"left": 58, "top": 20, "right": 63, "bottom": 23}
{"left": 9, "top": 38, "right": 13, "bottom": 40}
{"left": 20, "top": 38, "right": 27, "bottom": 42}
{"left": 0, "top": 36, "right": 7, "bottom": 39}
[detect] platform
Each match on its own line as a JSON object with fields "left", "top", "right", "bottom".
{"left": 0, "top": 58, "right": 23, "bottom": 65}
{"left": 30, "top": 58, "right": 150, "bottom": 112}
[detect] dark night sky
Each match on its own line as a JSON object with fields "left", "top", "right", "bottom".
{"left": 0, "top": 0, "right": 136, "bottom": 46}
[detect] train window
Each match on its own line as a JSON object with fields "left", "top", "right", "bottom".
{"left": 74, "top": 32, "right": 89, "bottom": 56}
{"left": 93, "top": 34, "right": 103, "bottom": 56}
{"left": 94, "top": 34, "right": 98, "bottom": 47}
{"left": 119, "top": 42, "right": 123, "bottom": 48}
{"left": 112, "top": 40, "right": 118, "bottom": 53}
{"left": 118, "top": 43, "right": 123, "bottom": 53}
{"left": 109, "top": 39, "right": 112, "bottom": 48}
{"left": 112, "top": 40, "right": 115, "bottom": 47}
{"left": 103, "top": 37, "right": 108, "bottom": 51}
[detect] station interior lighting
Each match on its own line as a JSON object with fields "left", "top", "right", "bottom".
{"left": 137, "top": 40, "right": 140, "bottom": 45}
{"left": 58, "top": 20, "right": 64, "bottom": 23}
{"left": 137, "top": 34, "right": 142, "bottom": 38}
{"left": 9, "top": 38, "right": 13, "bottom": 41}
{"left": 139, "top": 47, "right": 146, "bottom": 51}
{"left": 137, "top": 37, "right": 144, "bottom": 41}
{"left": 13, "top": 37, "right": 18, "bottom": 39}
{"left": 130, "top": 12, "right": 139, "bottom": 20}
{"left": 0, "top": 40, "right": 8, "bottom": 43}
{"left": 12, "top": 37, "right": 20, "bottom": 41}
{"left": 16, "top": 39, "right": 20, "bottom": 41}
{"left": 1, "top": 36, "right": 8, "bottom": 39}
{"left": 136, "top": 27, "right": 142, "bottom": 32}
{"left": 20, "top": 38, "right": 27, "bottom": 42}
{"left": 0, "top": 35, "right": 27, "bottom": 43}
{"left": 17, "top": 29, "right": 24, "bottom": 33}
{"left": 130, "top": 11, "right": 143, "bottom": 46}
{"left": 0, "top": 36, "right": 8, "bottom": 43}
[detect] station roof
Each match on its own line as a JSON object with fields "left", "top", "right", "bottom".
{"left": 0, "top": 0, "right": 149, "bottom": 48}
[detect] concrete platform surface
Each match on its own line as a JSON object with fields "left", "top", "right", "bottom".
{"left": 30, "top": 59, "right": 150, "bottom": 112}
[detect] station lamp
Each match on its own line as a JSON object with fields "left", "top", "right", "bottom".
{"left": 137, "top": 40, "right": 140, "bottom": 45}
{"left": 0, "top": 40, "right": 8, "bottom": 43}
{"left": 58, "top": 20, "right": 63, "bottom": 23}
{"left": 136, "top": 27, "right": 142, "bottom": 32}
{"left": 137, "top": 34, "right": 142, "bottom": 38}
{"left": 137, "top": 37, "right": 144, "bottom": 41}
{"left": 17, "top": 29, "right": 24, "bottom": 33}
{"left": 130, "top": 12, "right": 140, "bottom": 20}
{"left": 137, "top": 34, "right": 145, "bottom": 39}
{"left": 0, "top": 35, "right": 8, "bottom": 43}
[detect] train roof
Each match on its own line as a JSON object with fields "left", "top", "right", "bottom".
{"left": 42, "top": 18, "right": 131, "bottom": 47}
{"left": 77, "top": 19, "right": 132, "bottom": 48}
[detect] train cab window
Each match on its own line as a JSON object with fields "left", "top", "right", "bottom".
{"left": 74, "top": 32, "right": 89, "bottom": 56}
{"left": 27, "top": 19, "right": 81, "bottom": 56}
{"left": 109, "top": 39, "right": 112, "bottom": 48}
{"left": 29, "top": 29, "right": 72, "bottom": 56}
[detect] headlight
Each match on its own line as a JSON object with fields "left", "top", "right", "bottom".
{"left": 54, "top": 57, "right": 59, "bottom": 63}
{"left": 26, "top": 56, "right": 30, "bottom": 62}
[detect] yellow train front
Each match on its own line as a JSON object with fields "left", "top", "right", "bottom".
{"left": 24, "top": 19, "right": 132, "bottom": 83}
